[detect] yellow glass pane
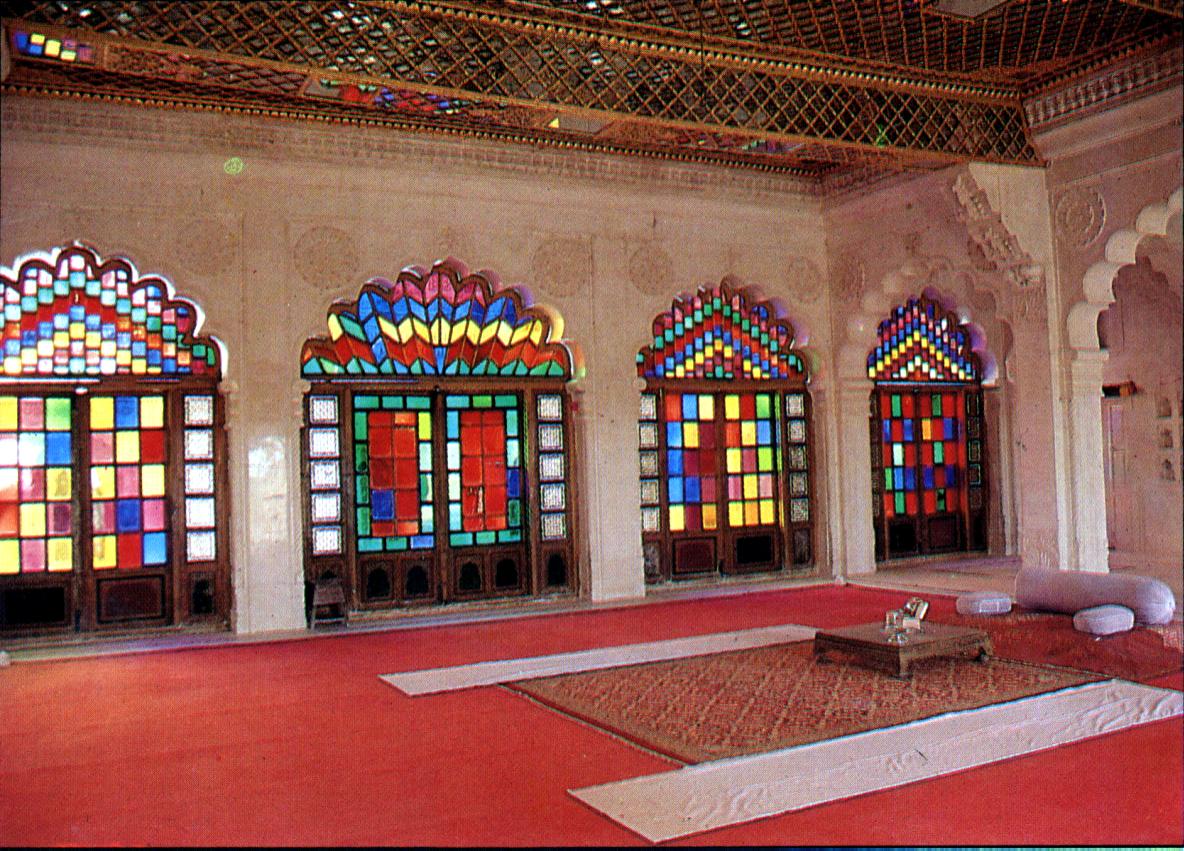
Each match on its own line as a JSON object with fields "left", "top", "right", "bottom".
{"left": 698, "top": 395, "right": 714, "bottom": 421}
{"left": 744, "top": 502, "right": 759, "bottom": 526}
{"left": 741, "top": 422, "right": 757, "bottom": 446}
{"left": 0, "top": 540, "right": 19, "bottom": 574}
{"left": 115, "top": 431, "right": 141, "bottom": 463}
{"left": 0, "top": 397, "right": 17, "bottom": 431}
{"left": 91, "top": 466, "right": 115, "bottom": 500}
{"left": 702, "top": 504, "right": 717, "bottom": 530}
{"left": 921, "top": 419, "right": 932, "bottom": 441}
{"left": 92, "top": 535, "right": 116, "bottom": 569}
{"left": 668, "top": 504, "right": 685, "bottom": 532}
{"left": 726, "top": 448, "right": 742, "bottom": 473}
{"left": 47, "top": 537, "right": 72, "bottom": 572}
{"left": 683, "top": 423, "right": 699, "bottom": 449}
{"left": 141, "top": 464, "right": 166, "bottom": 498}
{"left": 418, "top": 412, "right": 431, "bottom": 440}
{"left": 46, "top": 467, "right": 72, "bottom": 500}
{"left": 724, "top": 394, "right": 740, "bottom": 420}
{"left": 90, "top": 397, "right": 114, "bottom": 430}
{"left": 743, "top": 474, "right": 758, "bottom": 500}
{"left": 727, "top": 502, "right": 744, "bottom": 527}
{"left": 140, "top": 396, "right": 165, "bottom": 429}
{"left": 20, "top": 503, "right": 46, "bottom": 537}
{"left": 759, "top": 500, "right": 775, "bottom": 525}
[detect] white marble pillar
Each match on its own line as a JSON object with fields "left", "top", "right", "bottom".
{"left": 834, "top": 379, "right": 877, "bottom": 576}
{"left": 1065, "top": 349, "right": 1112, "bottom": 571}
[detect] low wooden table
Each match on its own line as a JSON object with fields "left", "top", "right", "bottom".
{"left": 813, "top": 622, "right": 993, "bottom": 678}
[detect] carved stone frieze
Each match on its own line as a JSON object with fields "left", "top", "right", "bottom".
{"left": 293, "top": 226, "right": 360, "bottom": 296}
{"left": 531, "top": 235, "right": 590, "bottom": 299}
{"left": 628, "top": 243, "right": 675, "bottom": 297}
{"left": 1053, "top": 186, "right": 1107, "bottom": 248}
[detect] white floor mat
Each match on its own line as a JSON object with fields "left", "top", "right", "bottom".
{"left": 380, "top": 623, "right": 816, "bottom": 695}
{"left": 570, "top": 679, "right": 1183, "bottom": 843}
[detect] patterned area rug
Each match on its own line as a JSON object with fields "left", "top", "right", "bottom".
{"left": 945, "top": 612, "right": 1184, "bottom": 683}
{"left": 509, "top": 642, "right": 1099, "bottom": 763}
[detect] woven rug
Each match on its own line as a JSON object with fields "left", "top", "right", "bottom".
{"left": 509, "top": 642, "right": 1099, "bottom": 763}
{"left": 945, "top": 611, "right": 1184, "bottom": 683}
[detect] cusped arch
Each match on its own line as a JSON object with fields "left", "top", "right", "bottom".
{"left": 1, "top": 241, "right": 225, "bottom": 379}
{"left": 636, "top": 277, "right": 811, "bottom": 383}
{"left": 301, "top": 257, "right": 583, "bottom": 380}
{"left": 838, "top": 255, "right": 1001, "bottom": 386}
{"left": 1071, "top": 185, "right": 1184, "bottom": 351}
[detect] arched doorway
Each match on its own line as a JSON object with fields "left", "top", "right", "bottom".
{"left": 867, "top": 295, "right": 988, "bottom": 561}
{"left": 636, "top": 281, "right": 816, "bottom": 582}
{"left": 299, "top": 258, "right": 580, "bottom": 609}
{"left": 0, "top": 243, "right": 230, "bottom": 634}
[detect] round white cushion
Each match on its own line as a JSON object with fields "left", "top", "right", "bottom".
{"left": 956, "top": 591, "right": 1013, "bottom": 616}
{"left": 1073, "top": 604, "right": 1135, "bottom": 636}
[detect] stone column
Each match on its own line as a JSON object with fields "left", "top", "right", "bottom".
{"left": 1065, "top": 349, "right": 1111, "bottom": 571}
{"left": 834, "top": 378, "right": 876, "bottom": 576}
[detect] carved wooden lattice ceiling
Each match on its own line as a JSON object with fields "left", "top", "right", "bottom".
{"left": 1, "top": 1, "right": 1180, "bottom": 191}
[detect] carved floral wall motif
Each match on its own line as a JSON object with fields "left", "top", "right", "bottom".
{"left": 1053, "top": 186, "right": 1107, "bottom": 248}
{"left": 293, "top": 225, "right": 360, "bottom": 297}
{"left": 531, "top": 234, "right": 590, "bottom": 298}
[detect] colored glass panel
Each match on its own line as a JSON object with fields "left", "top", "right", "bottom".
{"left": 867, "top": 296, "right": 978, "bottom": 383}
{"left": 300, "top": 260, "right": 573, "bottom": 379}
{"left": 445, "top": 394, "right": 522, "bottom": 543}
{"left": 354, "top": 394, "right": 434, "bottom": 552}
{"left": 637, "top": 283, "right": 806, "bottom": 381}
{"left": 664, "top": 392, "right": 720, "bottom": 533}
{"left": 1, "top": 245, "right": 219, "bottom": 378}
{"left": 89, "top": 394, "right": 168, "bottom": 570}
{"left": 0, "top": 395, "right": 74, "bottom": 574}
{"left": 723, "top": 392, "right": 780, "bottom": 528}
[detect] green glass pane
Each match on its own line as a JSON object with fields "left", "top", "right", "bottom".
{"left": 357, "top": 507, "right": 371, "bottom": 536}
{"left": 355, "top": 395, "right": 379, "bottom": 409}
{"left": 934, "top": 442, "right": 944, "bottom": 463}
{"left": 891, "top": 395, "right": 902, "bottom": 418}
{"left": 893, "top": 444, "right": 904, "bottom": 466}
{"left": 353, "top": 412, "right": 368, "bottom": 440}
{"left": 356, "top": 475, "right": 369, "bottom": 499}
{"left": 419, "top": 477, "right": 431, "bottom": 500}
{"left": 358, "top": 538, "right": 383, "bottom": 553}
{"left": 381, "top": 396, "right": 403, "bottom": 410}
{"left": 505, "top": 410, "right": 519, "bottom": 437}
{"left": 450, "top": 532, "right": 473, "bottom": 547}
{"left": 937, "top": 490, "right": 946, "bottom": 511}
{"left": 355, "top": 445, "right": 368, "bottom": 469}
{"left": 389, "top": 538, "right": 409, "bottom": 552}
{"left": 446, "top": 395, "right": 469, "bottom": 409}
{"left": 495, "top": 394, "right": 516, "bottom": 408}
{"left": 407, "top": 396, "right": 431, "bottom": 410}
{"left": 931, "top": 393, "right": 942, "bottom": 416}
{"left": 475, "top": 530, "right": 496, "bottom": 545}
{"left": 755, "top": 394, "right": 771, "bottom": 419}
{"left": 884, "top": 469, "right": 894, "bottom": 491}
{"left": 473, "top": 395, "right": 493, "bottom": 408}
{"left": 757, "top": 447, "right": 773, "bottom": 471}
{"left": 895, "top": 492, "right": 906, "bottom": 514}
{"left": 45, "top": 398, "right": 71, "bottom": 430}
{"left": 507, "top": 500, "right": 521, "bottom": 528}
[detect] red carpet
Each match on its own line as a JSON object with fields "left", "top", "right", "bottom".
{"left": 512, "top": 643, "right": 1097, "bottom": 762}
{"left": 0, "top": 584, "right": 1180, "bottom": 846}
{"left": 946, "top": 610, "right": 1184, "bottom": 682}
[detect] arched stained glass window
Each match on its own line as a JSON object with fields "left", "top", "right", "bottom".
{"left": 637, "top": 281, "right": 814, "bottom": 581}
{"left": 867, "top": 296, "right": 988, "bottom": 560}
{"left": 300, "top": 257, "right": 580, "bottom": 610}
{"left": 0, "top": 243, "right": 229, "bottom": 633}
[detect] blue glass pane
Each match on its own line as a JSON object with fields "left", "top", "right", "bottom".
{"left": 45, "top": 432, "right": 72, "bottom": 465}
{"left": 668, "top": 477, "right": 684, "bottom": 503}
{"left": 371, "top": 490, "right": 395, "bottom": 521}
{"left": 116, "top": 499, "right": 142, "bottom": 532}
{"left": 681, "top": 394, "right": 697, "bottom": 419}
{"left": 142, "top": 532, "right": 168, "bottom": 565}
{"left": 902, "top": 420, "right": 914, "bottom": 442}
{"left": 946, "top": 465, "right": 958, "bottom": 486}
{"left": 114, "top": 396, "right": 139, "bottom": 428}
{"left": 667, "top": 450, "right": 683, "bottom": 476}
{"left": 756, "top": 421, "right": 772, "bottom": 445}
{"left": 666, "top": 422, "right": 682, "bottom": 448}
{"left": 506, "top": 468, "right": 521, "bottom": 499}
{"left": 684, "top": 477, "right": 701, "bottom": 502}
{"left": 893, "top": 468, "right": 903, "bottom": 491}
{"left": 904, "top": 468, "right": 916, "bottom": 491}
{"left": 923, "top": 467, "right": 934, "bottom": 489}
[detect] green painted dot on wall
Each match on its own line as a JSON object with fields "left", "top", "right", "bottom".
{"left": 223, "top": 157, "right": 245, "bottom": 175}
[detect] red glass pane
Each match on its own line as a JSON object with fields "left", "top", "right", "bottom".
{"left": 118, "top": 533, "right": 142, "bottom": 569}
{"left": 901, "top": 394, "right": 915, "bottom": 417}
{"left": 905, "top": 444, "right": 916, "bottom": 466}
{"left": 665, "top": 393, "right": 682, "bottom": 421}
{"left": 923, "top": 491, "right": 936, "bottom": 514}
{"left": 140, "top": 430, "right": 166, "bottom": 463}
{"left": 883, "top": 493, "right": 895, "bottom": 518}
{"left": 371, "top": 460, "right": 394, "bottom": 488}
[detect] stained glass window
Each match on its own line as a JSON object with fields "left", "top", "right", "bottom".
{"left": 89, "top": 395, "right": 169, "bottom": 570}
{"left": 354, "top": 394, "right": 434, "bottom": 552}
{"left": 636, "top": 281, "right": 814, "bottom": 579}
{"left": 868, "top": 295, "right": 986, "bottom": 559}
{"left": 0, "top": 396, "right": 73, "bottom": 574}
{"left": 445, "top": 394, "right": 523, "bottom": 547}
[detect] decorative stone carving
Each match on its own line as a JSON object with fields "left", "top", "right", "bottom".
{"left": 831, "top": 251, "right": 865, "bottom": 305}
{"left": 293, "top": 226, "right": 360, "bottom": 295}
{"left": 1013, "top": 287, "right": 1048, "bottom": 323}
{"left": 174, "top": 217, "right": 237, "bottom": 277}
{"left": 1054, "top": 186, "right": 1106, "bottom": 247}
{"left": 785, "top": 256, "right": 822, "bottom": 304}
{"left": 530, "top": 235, "right": 589, "bottom": 298}
{"left": 629, "top": 243, "right": 674, "bottom": 296}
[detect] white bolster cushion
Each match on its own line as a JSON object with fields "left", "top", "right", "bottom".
{"left": 1015, "top": 568, "right": 1176, "bottom": 625}
{"left": 956, "top": 591, "right": 1013, "bottom": 616}
{"left": 1073, "top": 604, "right": 1135, "bottom": 636}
